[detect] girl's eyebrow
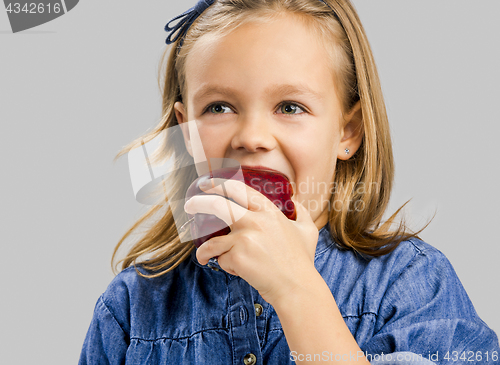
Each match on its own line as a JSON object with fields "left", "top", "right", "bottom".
{"left": 193, "top": 83, "right": 324, "bottom": 102}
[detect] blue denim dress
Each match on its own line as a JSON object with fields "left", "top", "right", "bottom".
{"left": 79, "top": 223, "right": 499, "bottom": 364}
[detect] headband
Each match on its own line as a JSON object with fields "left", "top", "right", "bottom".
{"left": 164, "top": 0, "right": 338, "bottom": 47}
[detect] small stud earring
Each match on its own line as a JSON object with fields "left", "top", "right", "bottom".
{"left": 345, "top": 148, "right": 350, "bottom": 155}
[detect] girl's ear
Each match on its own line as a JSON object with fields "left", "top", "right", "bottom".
{"left": 174, "top": 101, "right": 194, "bottom": 157}
{"left": 337, "top": 101, "right": 364, "bottom": 161}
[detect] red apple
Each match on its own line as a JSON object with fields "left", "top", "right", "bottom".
{"left": 185, "top": 165, "right": 296, "bottom": 248}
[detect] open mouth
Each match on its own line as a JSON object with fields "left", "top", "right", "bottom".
{"left": 240, "top": 165, "right": 291, "bottom": 183}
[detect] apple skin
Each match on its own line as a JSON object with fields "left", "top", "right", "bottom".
{"left": 185, "top": 166, "right": 296, "bottom": 248}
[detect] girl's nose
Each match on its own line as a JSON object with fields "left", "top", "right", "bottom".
{"left": 230, "top": 114, "right": 277, "bottom": 153}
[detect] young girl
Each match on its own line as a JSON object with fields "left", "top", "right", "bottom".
{"left": 79, "top": 0, "right": 499, "bottom": 364}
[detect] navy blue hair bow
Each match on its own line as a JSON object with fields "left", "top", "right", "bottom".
{"left": 165, "top": 0, "right": 336, "bottom": 47}
{"left": 164, "top": 0, "right": 215, "bottom": 46}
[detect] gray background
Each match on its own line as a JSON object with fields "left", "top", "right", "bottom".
{"left": 0, "top": 0, "right": 498, "bottom": 363}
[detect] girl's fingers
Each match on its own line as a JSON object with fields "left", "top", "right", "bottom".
{"left": 196, "top": 235, "right": 245, "bottom": 277}
{"left": 291, "top": 197, "right": 311, "bottom": 223}
{"left": 184, "top": 193, "right": 251, "bottom": 228}
{"left": 199, "top": 178, "right": 281, "bottom": 215}
{"left": 195, "top": 235, "right": 233, "bottom": 266}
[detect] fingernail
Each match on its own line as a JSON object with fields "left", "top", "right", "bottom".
{"left": 184, "top": 199, "right": 192, "bottom": 213}
{"left": 200, "top": 179, "right": 213, "bottom": 189}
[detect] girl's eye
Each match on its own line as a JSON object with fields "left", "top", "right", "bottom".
{"left": 208, "top": 103, "right": 232, "bottom": 114}
{"left": 277, "top": 103, "right": 306, "bottom": 115}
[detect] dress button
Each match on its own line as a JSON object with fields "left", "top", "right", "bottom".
{"left": 244, "top": 353, "right": 257, "bottom": 365}
{"left": 254, "top": 303, "right": 263, "bottom": 317}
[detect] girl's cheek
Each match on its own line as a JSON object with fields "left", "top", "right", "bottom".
{"left": 198, "top": 134, "right": 222, "bottom": 155}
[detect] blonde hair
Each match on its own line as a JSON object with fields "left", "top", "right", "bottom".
{"left": 111, "top": 0, "right": 433, "bottom": 278}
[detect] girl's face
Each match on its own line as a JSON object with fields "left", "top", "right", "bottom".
{"left": 175, "top": 14, "right": 363, "bottom": 229}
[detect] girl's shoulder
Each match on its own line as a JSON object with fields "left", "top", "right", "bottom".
{"left": 97, "top": 265, "right": 165, "bottom": 321}
{"left": 320, "top": 222, "right": 449, "bottom": 272}
{"left": 364, "top": 236, "right": 486, "bottom": 324}
{"left": 321, "top": 224, "right": 454, "bottom": 280}
{"left": 361, "top": 237, "right": 500, "bottom": 353}
{"left": 103, "top": 259, "right": 192, "bottom": 301}
{"left": 393, "top": 235, "right": 446, "bottom": 259}
{"left": 380, "top": 236, "right": 452, "bottom": 273}
{"left": 379, "top": 236, "right": 459, "bottom": 288}
{"left": 323, "top": 233, "right": 499, "bottom": 352}
{"left": 321, "top": 231, "right": 484, "bottom": 323}
{"left": 360, "top": 235, "right": 465, "bottom": 294}
{"left": 104, "top": 264, "right": 165, "bottom": 296}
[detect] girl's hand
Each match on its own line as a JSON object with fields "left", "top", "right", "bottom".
{"left": 183, "top": 177, "right": 320, "bottom": 306}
